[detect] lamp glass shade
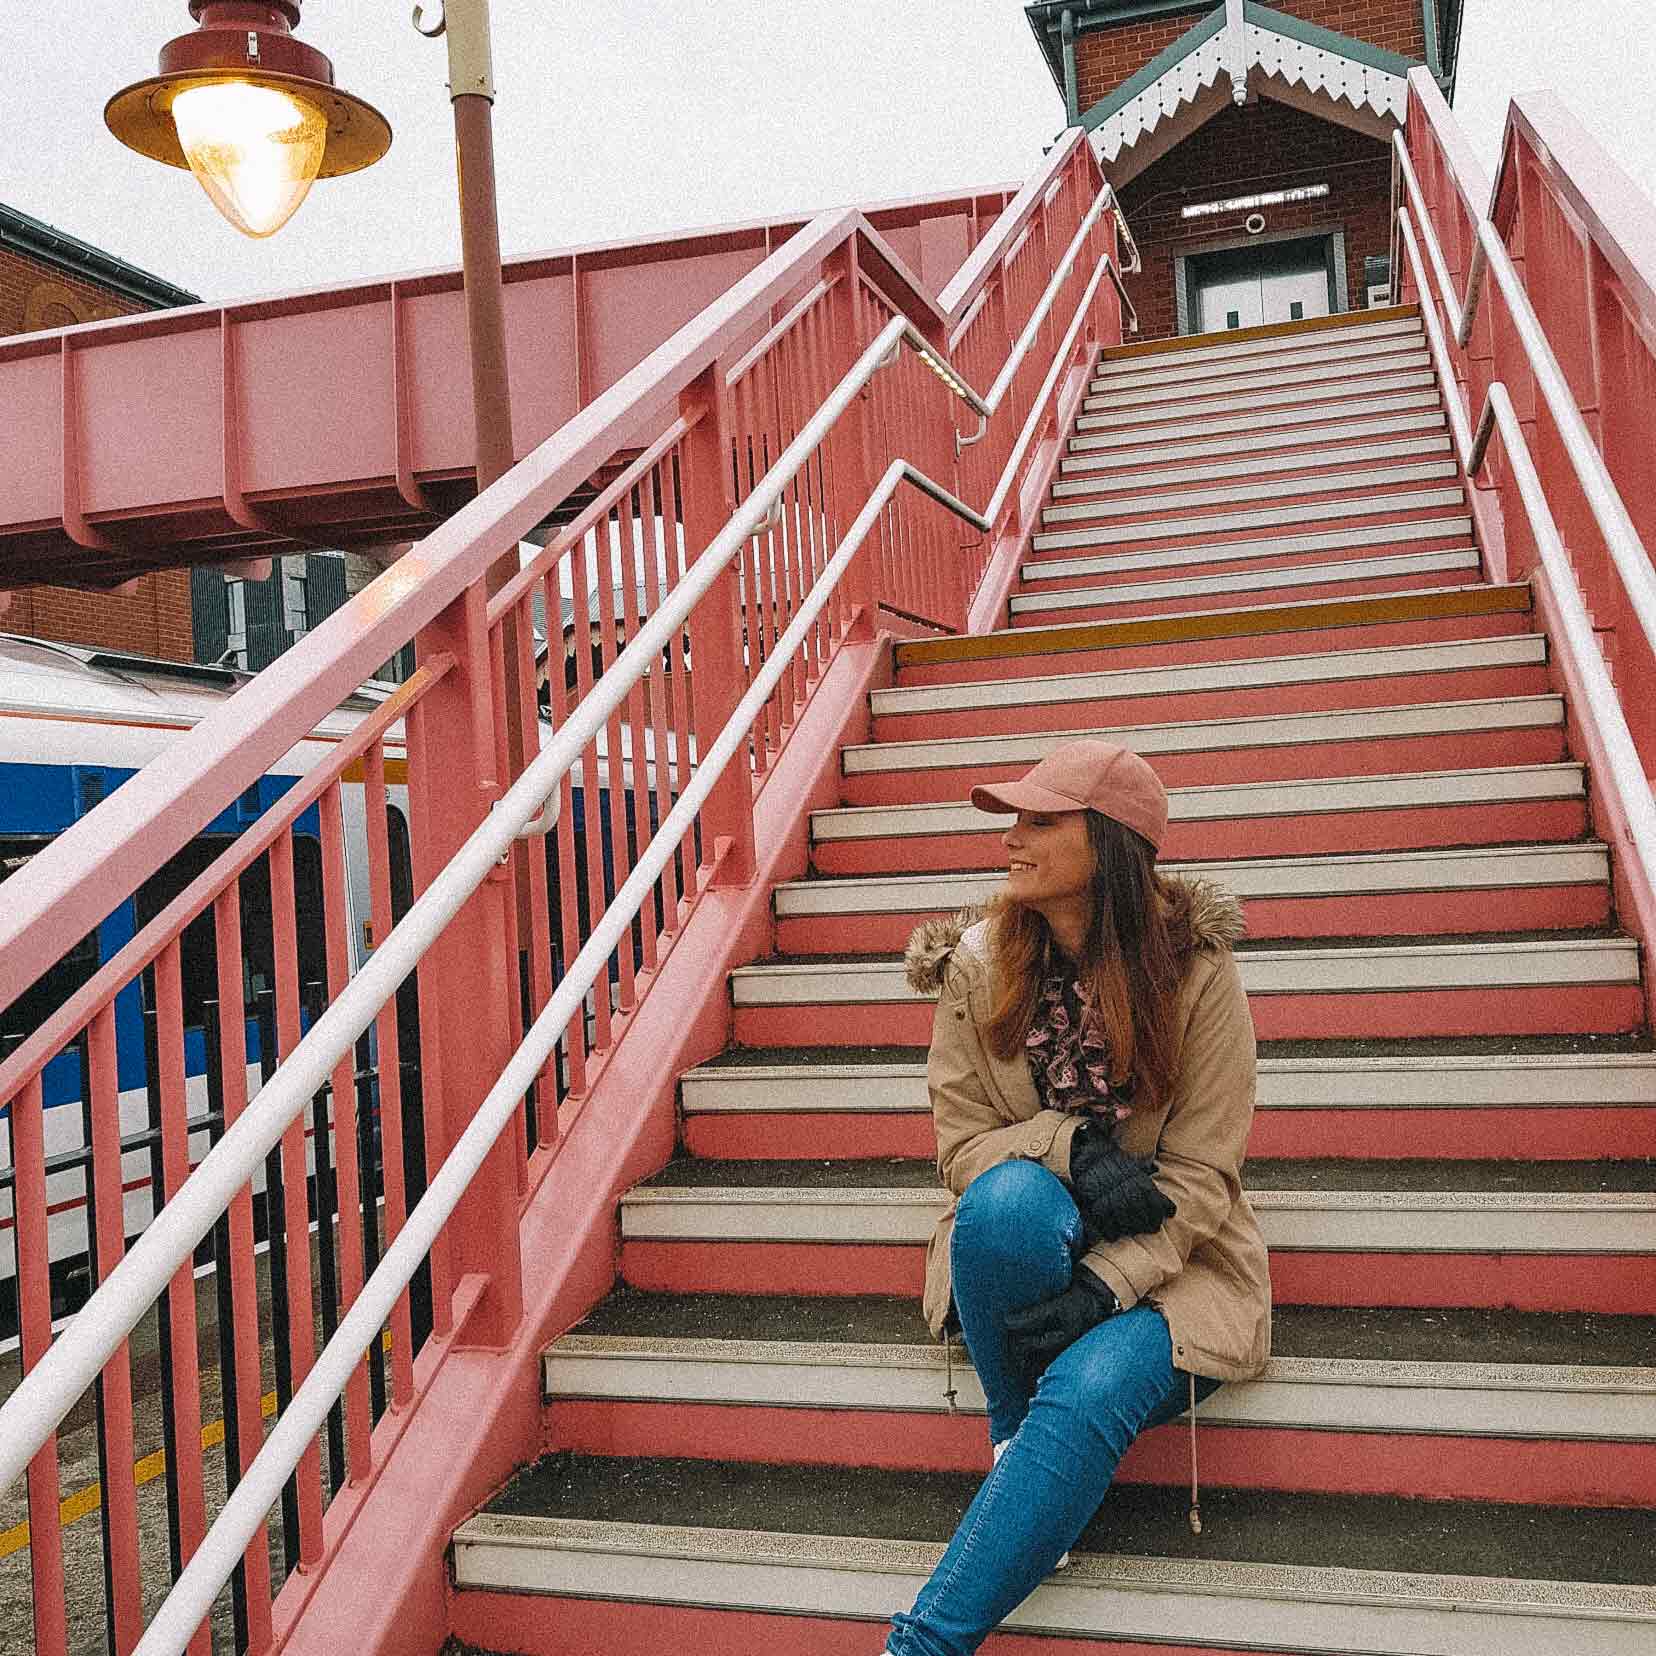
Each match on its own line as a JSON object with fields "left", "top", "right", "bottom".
{"left": 171, "top": 81, "right": 328, "bottom": 238}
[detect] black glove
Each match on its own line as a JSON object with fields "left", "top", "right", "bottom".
{"left": 1003, "top": 1265, "right": 1119, "bottom": 1390}
{"left": 1068, "top": 1122, "right": 1176, "bottom": 1246}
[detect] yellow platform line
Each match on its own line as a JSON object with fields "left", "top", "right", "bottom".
{"left": 0, "top": 1333, "right": 394, "bottom": 1562}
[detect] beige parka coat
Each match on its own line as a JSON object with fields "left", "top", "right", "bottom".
{"left": 903, "top": 877, "right": 1271, "bottom": 1384}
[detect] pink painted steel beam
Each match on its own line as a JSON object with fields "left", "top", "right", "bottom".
{"left": 0, "top": 188, "right": 1014, "bottom": 588}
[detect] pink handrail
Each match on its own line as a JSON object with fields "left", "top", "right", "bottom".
{"left": 1396, "top": 66, "right": 1656, "bottom": 1011}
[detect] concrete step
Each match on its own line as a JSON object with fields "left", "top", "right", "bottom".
{"left": 1043, "top": 461, "right": 1461, "bottom": 523}
{"left": 1071, "top": 394, "right": 1442, "bottom": 452}
{"left": 892, "top": 583, "right": 1533, "bottom": 687}
{"left": 1093, "top": 310, "right": 1425, "bottom": 377}
{"left": 1006, "top": 549, "right": 1482, "bottom": 625}
{"left": 872, "top": 633, "right": 1548, "bottom": 741}
{"left": 1091, "top": 325, "right": 1426, "bottom": 392}
{"left": 1075, "top": 373, "right": 1438, "bottom": 435}
{"left": 1067, "top": 409, "right": 1447, "bottom": 468}
{"left": 619, "top": 1157, "right": 1655, "bottom": 1311}
{"left": 1052, "top": 434, "right": 1456, "bottom": 499}
{"left": 544, "top": 1295, "right": 1656, "bottom": 1506}
{"left": 1016, "top": 536, "right": 1481, "bottom": 611}
{"left": 1028, "top": 498, "right": 1469, "bottom": 558}
{"left": 728, "top": 931, "right": 1642, "bottom": 1045}
{"left": 1085, "top": 348, "right": 1432, "bottom": 412}
{"left": 773, "top": 843, "right": 1610, "bottom": 952}
{"left": 838, "top": 692, "right": 1565, "bottom": 806}
{"left": 812, "top": 762, "right": 1589, "bottom": 876}
{"left": 452, "top": 1456, "right": 1656, "bottom": 1656}
{"left": 679, "top": 1045, "right": 1656, "bottom": 1163}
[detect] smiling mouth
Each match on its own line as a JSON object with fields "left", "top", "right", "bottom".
{"left": 1008, "top": 862, "right": 1035, "bottom": 872}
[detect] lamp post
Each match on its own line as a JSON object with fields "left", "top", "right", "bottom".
{"left": 106, "top": 0, "right": 530, "bottom": 869}
{"left": 105, "top": 3, "right": 537, "bottom": 1352}
{"left": 105, "top": 0, "right": 519, "bottom": 502}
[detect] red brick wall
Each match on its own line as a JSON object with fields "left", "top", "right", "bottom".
{"left": 1264, "top": 0, "right": 1424, "bottom": 61}
{"left": 1074, "top": 8, "right": 1208, "bottom": 113}
{"left": 3, "top": 573, "right": 196, "bottom": 661}
{"left": 0, "top": 244, "right": 195, "bottom": 662}
{"left": 1072, "top": 1, "right": 1426, "bottom": 115}
{"left": 0, "top": 246, "right": 138, "bottom": 335}
{"left": 1117, "top": 97, "right": 1393, "bottom": 341}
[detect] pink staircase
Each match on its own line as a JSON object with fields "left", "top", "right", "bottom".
{"left": 446, "top": 306, "right": 1656, "bottom": 1656}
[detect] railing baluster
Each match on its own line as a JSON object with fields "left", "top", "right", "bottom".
{"left": 151, "top": 950, "right": 211, "bottom": 1656}
{"left": 15, "top": 1072, "right": 70, "bottom": 1656}
{"left": 594, "top": 509, "right": 638, "bottom": 1014}
{"left": 197, "top": 996, "right": 248, "bottom": 1650}
{"left": 617, "top": 483, "right": 660, "bottom": 976}
{"left": 302, "top": 977, "right": 345, "bottom": 1492}
{"left": 568, "top": 530, "right": 613, "bottom": 1053}
{"left": 542, "top": 564, "right": 587, "bottom": 1108}
{"left": 212, "top": 883, "right": 273, "bottom": 1648}
{"left": 136, "top": 998, "right": 183, "bottom": 1594}
{"left": 638, "top": 463, "right": 682, "bottom": 936}
{"left": 681, "top": 367, "right": 756, "bottom": 886}
{"left": 316, "top": 782, "right": 372, "bottom": 1482}
{"left": 364, "top": 743, "right": 419, "bottom": 1395}
{"left": 84, "top": 1006, "right": 142, "bottom": 1656}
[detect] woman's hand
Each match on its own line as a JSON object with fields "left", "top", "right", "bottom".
{"left": 1003, "top": 1264, "right": 1119, "bottom": 1388}
{"left": 1069, "top": 1122, "right": 1177, "bottom": 1245}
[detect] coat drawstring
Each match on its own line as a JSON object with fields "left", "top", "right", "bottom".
{"left": 1187, "top": 1370, "right": 1202, "bottom": 1535}
{"left": 943, "top": 1335, "right": 960, "bottom": 1412}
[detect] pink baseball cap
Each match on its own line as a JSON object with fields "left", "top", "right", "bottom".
{"left": 969, "top": 739, "right": 1168, "bottom": 851}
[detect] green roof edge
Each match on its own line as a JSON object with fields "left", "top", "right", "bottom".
{"left": 0, "top": 202, "right": 200, "bottom": 312}
{"left": 1024, "top": 2, "right": 1213, "bottom": 94}
{"left": 1243, "top": 2, "right": 1417, "bottom": 79}
{"left": 1078, "top": 5, "right": 1227, "bottom": 133}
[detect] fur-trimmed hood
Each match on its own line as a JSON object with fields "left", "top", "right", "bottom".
{"left": 901, "top": 875, "right": 1246, "bottom": 997}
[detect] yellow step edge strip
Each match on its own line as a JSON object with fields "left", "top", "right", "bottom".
{"left": 0, "top": 1332, "right": 394, "bottom": 1562}
{"left": 1097, "top": 304, "right": 1423, "bottom": 365}
{"left": 894, "top": 585, "right": 1531, "bottom": 670}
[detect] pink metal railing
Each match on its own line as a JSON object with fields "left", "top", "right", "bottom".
{"left": 1395, "top": 66, "right": 1656, "bottom": 1003}
{"left": 0, "top": 186, "right": 1025, "bottom": 584}
{"left": 1, "top": 130, "right": 1125, "bottom": 1654}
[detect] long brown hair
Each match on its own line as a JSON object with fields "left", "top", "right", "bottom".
{"left": 984, "top": 810, "right": 1196, "bottom": 1109}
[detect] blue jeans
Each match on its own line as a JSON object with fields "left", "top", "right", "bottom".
{"left": 887, "top": 1160, "right": 1216, "bottom": 1656}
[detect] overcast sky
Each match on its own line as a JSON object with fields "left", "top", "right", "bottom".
{"left": 2, "top": 2, "right": 1651, "bottom": 306}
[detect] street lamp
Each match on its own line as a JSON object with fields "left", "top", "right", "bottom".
{"left": 107, "top": 0, "right": 532, "bottom": 914}
{"left": 104, "top": 2, "right": 392, "bottom": 238}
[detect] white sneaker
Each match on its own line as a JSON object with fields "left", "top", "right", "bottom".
{"left": 990, "top": 1439, "right": 1071, "bottom": 1569}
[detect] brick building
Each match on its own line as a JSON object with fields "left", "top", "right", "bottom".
{"left": 0, "top": 204, "right": 201, "bottom": 660}
{"left": 1024, "top": 1, "right": 1466, "bottom": 338}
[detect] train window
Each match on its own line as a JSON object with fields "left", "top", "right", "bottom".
{"left": 134, "top": 835, "right": 328, "bottom": 1026}
{"left": 0, "top": 839, "right": 100, "bottom": 1046}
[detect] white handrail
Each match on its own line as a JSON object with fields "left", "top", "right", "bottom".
{"left": 1392, "top": 115, "right": 1656, "bottom": 667}
{"left": 1396, "top": 205, "right": 1656, "bottom": 893}
{"left": 0, "top": 193, "right": 1135, "bottom": 1649}
{"left": 902, "top": 183, "right": 1135, "bottom": 451}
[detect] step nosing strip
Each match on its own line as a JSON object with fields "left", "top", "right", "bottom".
{"left": 547, "top": 1337, "right": 1656, "bottom": 1398}
{"left": 844, "top": 696, "right": 1565, "bottom": 768}
{"left": 452, "top": 1513, "right": 1656, "bottom": 1623}
{"left": 873, "top": 637, "right": 1546, "bottom": 710}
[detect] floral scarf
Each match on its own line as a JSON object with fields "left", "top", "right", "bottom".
{"left": 1025, "top": 964, "right": 1135, "bottom": 1127}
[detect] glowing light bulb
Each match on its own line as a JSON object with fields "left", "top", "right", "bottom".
{"left": 172, "top": 81, "right": 328, "bottom": 238}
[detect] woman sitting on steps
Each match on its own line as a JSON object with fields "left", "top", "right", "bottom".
{"left": 883, "top": 737, "right": 1271, "bottom": 1656}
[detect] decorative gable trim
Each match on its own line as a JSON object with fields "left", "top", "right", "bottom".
{"left": 1082, "top": 1, "right": 1409, "bottom": 166}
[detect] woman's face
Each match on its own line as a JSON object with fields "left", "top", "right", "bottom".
{"left": 1002, "top": 809, "right": 1095, "bottom": 907}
